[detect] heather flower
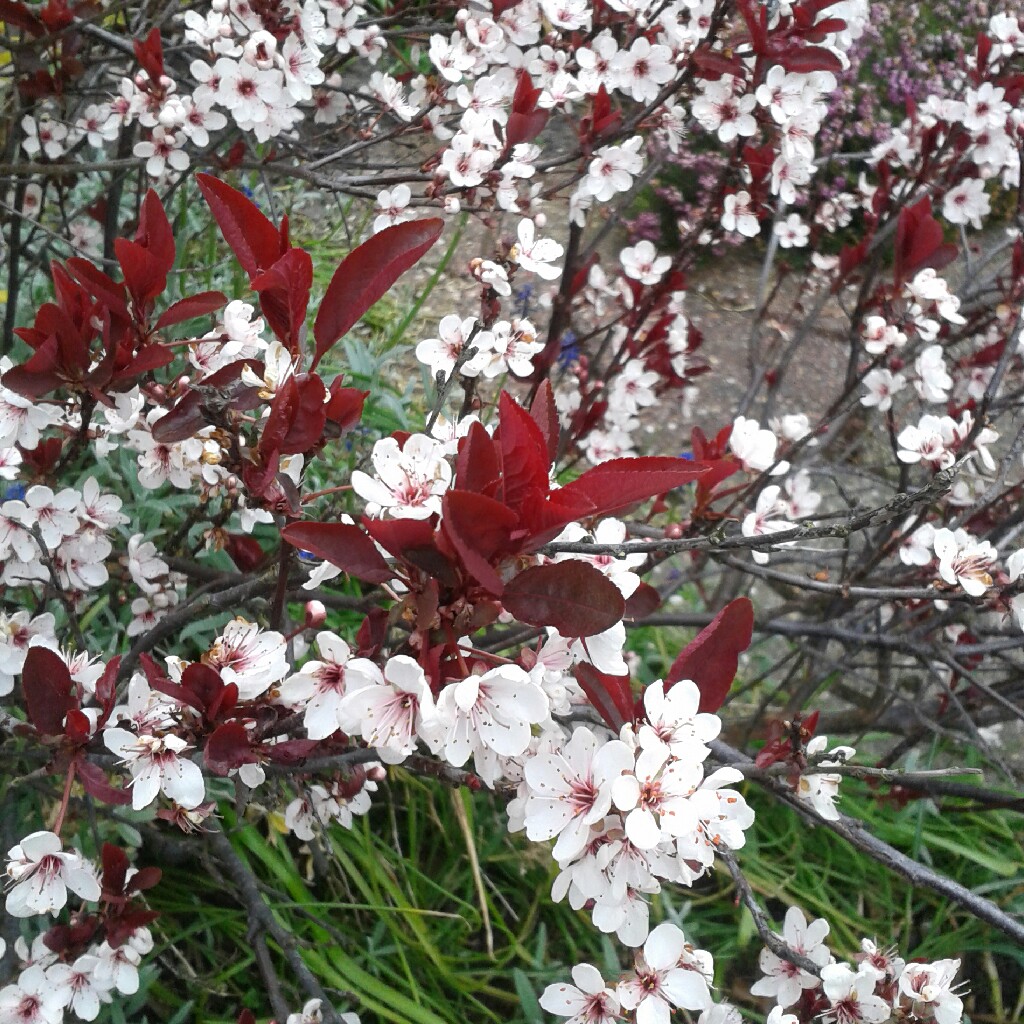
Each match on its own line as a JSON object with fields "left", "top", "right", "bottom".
{"left": 48, "top": 955, "right": 115, "bottom": 1021}
{"left": 512, "top": 219, "right": 564, "bottom": 280}
{"left": 373, "top": 184, "right": 413, "bottom": 233}
{"left": 582, "top": 138, "right": 645, "bottom": 202}
{"left": 774, "top": 213, "right": 809, "bottom": 248}
{"left": 416, "top": 315, "right": 491, "bottom": 378}
{"left": 860, "top": 368, "right": 906, "bottom": 412}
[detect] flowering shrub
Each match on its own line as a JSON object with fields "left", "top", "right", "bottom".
{"left": 2, "top": 0, "right": 1024, "bottom": 1022}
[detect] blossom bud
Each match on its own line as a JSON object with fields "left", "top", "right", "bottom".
{"left": 243, "top": 31, "right": 278, "bottom": 69}
{"left": 443, "top": 196, "right": 461, "bottom": 213}
{"left": 366, "top": 764, "right": 387, "bottom": 783}
{"left": 304, "top": 600, "right": 327, "bottom": 629}
{"left": 534, "top": 212, "right": 547, "bottom": 229}
{"left": 664, "top": 523, "right": 683, "bottom": 539}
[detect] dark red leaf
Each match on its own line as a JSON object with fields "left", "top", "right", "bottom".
{"left": 517, "top": 491, "right": 596, "bottom": 551}
{"left": 105, "top": 909, "right": 159, "bottom": 949}
{"left": 224, "top": 532, "right": 265, "bottom": 572}
{"left": 0, "top": 0, "right": 45, "bottom": 34}
{"left": 282, "top": 521, "right": 394, "bottom": 583}
{"left": 197, "top": 173, "right": 284, "bottom": 281}
{"left": 441, "top": 490, "right": 519, "bottom": 595}
{"left": 624, "top": 582, "right": 661, "bottom": 620}
{"left": 64, "top": 709, "right": 91, "bottom": 743}
{"left": 65, "top": 258, "right": 129, "bottom": 319}
{"left": 361, "top": 516, "right": 458, "bottom": 586}
{"left": 114, "top": 342, "right": 174, "bottom": 380}
{"left": 115, "top": 239, "right": 167, "bottom": 308}
{"left": 504, "top": 109, "right": 549, "bottom": 150}
{"left": 127, "top": 866, "right": 162, "bottom": 893}
{"left": 774, "top": 45, "right": 844, "bottom": 75}
{"left": 132, "top": 27, "right": 164, "bottom": 82}
{"left": 22, "top": 646, "right": 76, "bottom": 736}
{"left": 259, "top": 374, "right": 321, "bottom": 459}
{"left": 496, "top": 390, "right": 551, "bottom": 513}
{"left": 95, "top": 657, "right": 119, "bottom": 726}
{"left": 557, "top": 456, "right": 712, "bottom": 518}
{"left": 355, "top": 607, "right": 389, "bottom": 658}
{"left": 454, "top": 419, "right": 501, "bottom": 495}
{"left": 266, "top": 739, "right": 320, "bottom": 764}
{"left": 181, "top": 663, "right": 230, "bottom": 716}
{"left": 530, "top": 380, "right": 559, "bottom": 465}
{"left": 691, "top": 48, "right": 745, "bottom": 79}
{"left": 502, "top": 561, "right": 624, "bottom": 638}
{"left": 155, "top": 291, "right": 227, "bottom": 330}
{"left": 76, "top": 759, "right": 132, "bottom": 806}
{"left": 324, "top": 381, "right": 367, "bottom": 435}
{"left": 251, "top": 248, "right": 312, "bottom": 351}
{"left": 575, "top": 663, "right": 634, "bottom": 731}
{"left": 135, "top": 189, "right": 175, "bottom": 279}
{"left": 205, "top": 721, "right": 256, "bottom": 776}
{"left": 151, "top": 358, "right": 264, "bottom": 443}
{"left": 312, "top": 219, "right": 443, "bottom": 369}
{"left": 894, "top": 197, "right": 958, "bottom": 287}
{"left": 2, "top": 349, "right": 63, "bottom": 399}
{"left": 101, "top": 843, "right": 130, "bottom": 897}
{"left": 276, "top": 373, "right": 327, "bottom": 454}
{"left": 665, "top": 597, "right": 754, "bottom": 713}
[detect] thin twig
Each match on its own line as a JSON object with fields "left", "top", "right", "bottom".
{"left": 205, "top": 821, "right": 343, "bottom": 1024}
{"left": 29, "top": 524, "right": 87, "bottom": 651}
{"left": 711, "top": 740, "right": 1024, "bottom": 946}
{"left": 718, "top": 849, "right": 824, "bottom": 977}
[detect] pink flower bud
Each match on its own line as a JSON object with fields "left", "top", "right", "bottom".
{"left": 304, "top": 600, "right": 327, "bottom": 629}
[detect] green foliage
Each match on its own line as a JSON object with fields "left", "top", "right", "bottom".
{"left": 134, "top": 758, "right": 1024, "bottom": 1023}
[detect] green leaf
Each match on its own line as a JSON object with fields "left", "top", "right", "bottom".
{"left": 512, "top": 969, "right": 544, "bottom": 1024}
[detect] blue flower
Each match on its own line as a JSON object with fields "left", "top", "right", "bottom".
{"left": 558, "top": 331, "right": 579, "bottom": 367}
{"left": 515, "top": 283, "right": 534, "bottom": 317}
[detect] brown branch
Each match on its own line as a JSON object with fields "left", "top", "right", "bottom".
{"left": 116, "top": 571, "right": 278, "bottom": 684}
{"left": 718, "top": 849, "right": 824, "bottom": 977}
{"left": 711, "top": 740, "right": 1024, "bottom": 946}
{"left": 542, "top": 459, "right": 964, "bottom": 558}
{"left": 205, "top": 821, "right": 343, "bottom": 1024}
